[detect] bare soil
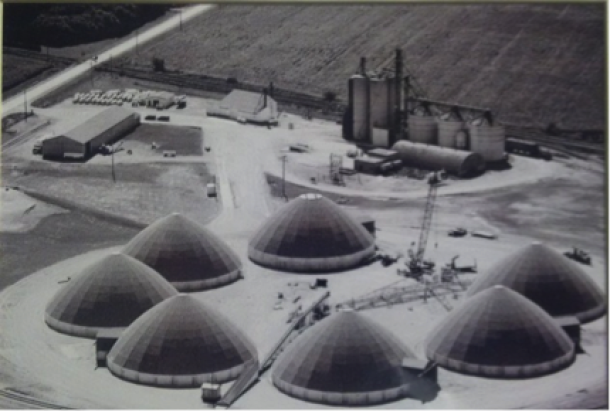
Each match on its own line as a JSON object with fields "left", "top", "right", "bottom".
{"left": 121, "top": 4, "right": 605, "bottom": 129}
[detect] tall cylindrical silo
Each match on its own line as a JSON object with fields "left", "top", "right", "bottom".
{"left": 408, "top": 114, "right": 437, "bottom": 145}
{"left": 349, "top": 75, "right": 369, "bottom": 142}
{"left": 456, "top": 130, "right": 468, "bottom": 150}
{"left": 468, "top": 122, "right": 506, "bottom": 162}
{"left": 369, "top": 77, "right": 391, "bottom": 130}
{"left": 392, "top": 140, "right": 485, "bottom": 177}
{"left": 437, "top": 119, "right": 464, "bottom": 148}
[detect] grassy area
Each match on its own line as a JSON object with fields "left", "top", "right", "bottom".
{"left": 3, "top": 162, "right": 220, "bottom": 227}
{"left": 124, "top": 123, "right": 203, "bottom": 155}
{"left": 0, "top": 210, "right": 138, "bottom": 290}
{"left": 2, "top": 54, "right": 53, "bottom": 92}
{"left": 120, "top": 4, "right": 605, "bottom": 130}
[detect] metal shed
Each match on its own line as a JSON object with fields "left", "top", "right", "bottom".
{"left": 354, "top": 156, "right": 385, "bottom": 175}
{"left": 392, "top": 140, "right": 485, "bottom": 177}
{"left": 42, "top": 107, "right": 140, "bottom": 159}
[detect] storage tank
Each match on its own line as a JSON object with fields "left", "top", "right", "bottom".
{"left": 456, "top": 130, "right": 468, "bottom": 150}
{"left": 369, "top": 77, "right": 391, "bottom": 130}
{"left": 408, "top": 113, "right": 437, "bottom": 144}
{"left": 437, "top": 117, "right": 464, "bottom": 148}
{"left": 349, "top": 75, "right": 370, "bottom": 142}
{"left": 468, "top": 120, "right": 506, "bottom": 162}
{"left": 392, "top": 140, "right": 485, "bottom": 177}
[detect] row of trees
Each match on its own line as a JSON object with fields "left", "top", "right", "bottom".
{"left": 4, "top": 4, "right": 173, "bottom": 48}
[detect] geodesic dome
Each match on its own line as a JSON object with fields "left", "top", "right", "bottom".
{"left": 123, "top": 213, "right": 242, "bottom": 292}
{"left": 107, "top": 294, "right": 258, "bottom": 388}
{"left": 426, "top": 286, "right": 575, "bottom": 378}
{"left": 249, "top": 194, "right": 375, "bottom": 272}
{"left": 272, "top": 310, "right": 421, "bottom": 406}
{"left": 45, "top": 252, "right": 177, "bottom": 338}
{"left": 466, "top": 242, "right": 606, "bottom": 323}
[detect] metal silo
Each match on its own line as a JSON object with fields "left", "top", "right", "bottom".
{"left": 468, "top": 120, "right": 506, "bottom": 162}
{"left": 455, "top": 130, "right": 468, "bottom": 150}
{"left": 437, "top": 114, "right": 464, "bottom": 148}
{"left": 369, "top": 76, "right": 391, "bottom": 130}
{"left": 408, "top": 113, "right": 437, "bottom": 144}
{"left": 392, "top": 140, "right": 485, "bottom": 177}
{"left": 349, "top": 75, "right": 370, "bottom": 142}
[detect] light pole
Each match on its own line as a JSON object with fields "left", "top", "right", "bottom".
{"left": 280, "top": 155, "right": 288, "bottom": 201}
{"left": 180, "top": 10, "right": 183, "bottom": 31}
{"left": 23, "top": 90, "right": 27, "bottom": 122}
{"left": 111, "top": 141, "right": 124, "bottom": 183}
{"left": 135, "top": 30, "right": 139, "bottom": 54}
{"left": 90, "top": 59, "right": 95, "bottom": 87}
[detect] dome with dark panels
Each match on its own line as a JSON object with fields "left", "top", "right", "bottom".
{"left": 123, "top": 213, "right": 242, "bottom": 292}
{"left": 426, "top": 285, "right": 575, "bottom": 378}
{"left": 45, "top": 252, "right": 178, "bottom": 339}
{"left": 248, "top": 194, "right": 375, "bottom": 272}
{"left": 272, "top": 310, "right": 424, "bottom": 406}
{"left": 466, "top": 242, "right": 606, "bottom": 323}
{"left": 107, "top": 294, "right": 258, "bottom": 388}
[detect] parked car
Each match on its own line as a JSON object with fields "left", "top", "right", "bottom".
{"left": 158, "top": 116, "right": 170, "bottom": 122}
{"left": 144, "top": 115, "right": 157, "bottom": 121}
{"left": 448, "top": 228, "right": 468, "bottom": 237}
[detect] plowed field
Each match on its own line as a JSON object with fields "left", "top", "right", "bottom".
{"left": 126, "top": 4, "right": 605, "bottom": 129}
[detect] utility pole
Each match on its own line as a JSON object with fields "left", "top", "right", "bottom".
{"left": 111, "top": 148, "right": 116, "bottom": 182}
{"left": 180, "top": 10, "right": 183, "bottom": 31}
{"left": 280, "top": 155, "right": 288, "bottom": 201}
{"left": 23, "top": 90, "right": 28, "bottom": 122}
{"left": 135, "top": 30, "right": 139, "bottom": 54}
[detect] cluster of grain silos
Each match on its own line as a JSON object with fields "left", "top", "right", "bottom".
{"left": 345, "top": 57, "right": 399, "bottom": 148}
{"left": 407, "top": 111, "right": 507, "bottom": 163}
{"left": 44, "top": 213, "right": 257, "bottom": 388}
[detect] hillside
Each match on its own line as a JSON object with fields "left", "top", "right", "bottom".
{"left": 124, "top": 4, "right": 605, "bottom": 130}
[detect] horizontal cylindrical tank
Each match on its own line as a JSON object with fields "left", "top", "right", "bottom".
{"left": 437, "top": 119, "right": 464, "bottom": 148}
{"left": 349, "top": 75, "right": 369, "bottom": 142}
{"left": 469, "top": 123, "right": 506, "bottom": 162}
{"left": 392, "top": 140, "right": 486, "bottom": 177}
{"left": 408, "top": 114, "right": 437, "bottom": 144}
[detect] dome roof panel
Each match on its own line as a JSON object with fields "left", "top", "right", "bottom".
{"left": 123, "top": 213, "right": 242, "bottom": 291}
{"left": 45, "top": 253, "right": 177, "bottom": 338}
{"left": 107, "top": 294, "right": 257, "bottom": 388}
{"left": 427, "top": 286, "right": 575, "bottom": 378}
{"left": 467, "top": 243, "right": 605, "bottom": 323}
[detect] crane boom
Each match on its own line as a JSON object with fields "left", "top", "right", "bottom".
{"left": 416, "top": 174, "right": 441, "bottom": 261}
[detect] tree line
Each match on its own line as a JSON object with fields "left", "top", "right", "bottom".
{"left": 4, "top": 4, "right": 173, "bottom": 49}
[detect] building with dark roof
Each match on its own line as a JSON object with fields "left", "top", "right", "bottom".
{"left": 209, "top": 89, "right": 278, "bottom": 125}
{"left": 42, "top": 107, "right": 140, "bottom": 159}
{"left": 45, "top": 252, "right": 177, "bottom": 338}
{"left": 466, "top": 242, "right": 606, "bottom": 323}
{"left": 123, "top": 213, "right": 242, "bottom": 292}
{"left": 248, "top": 194, "right": 375, "bottom": 273}
{"left": 426, "top": 285, "right": 576, "bottom": 378}
{"left": 107, "top": 294, "right": 257, "bottom": 388}
{"left": 272, "top": 310, "right": 430, "bottom": 406}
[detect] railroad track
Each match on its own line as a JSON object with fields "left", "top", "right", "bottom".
{"left": 0, "top": 388, "right": 72, "bottom": 409}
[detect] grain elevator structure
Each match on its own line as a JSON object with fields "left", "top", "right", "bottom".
{"left": 343, "top": 48, "right": 507, "bottom": 173}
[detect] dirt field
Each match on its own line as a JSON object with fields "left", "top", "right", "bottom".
{"left": 121, "top": 4, "right": 605, "bottom": 129}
